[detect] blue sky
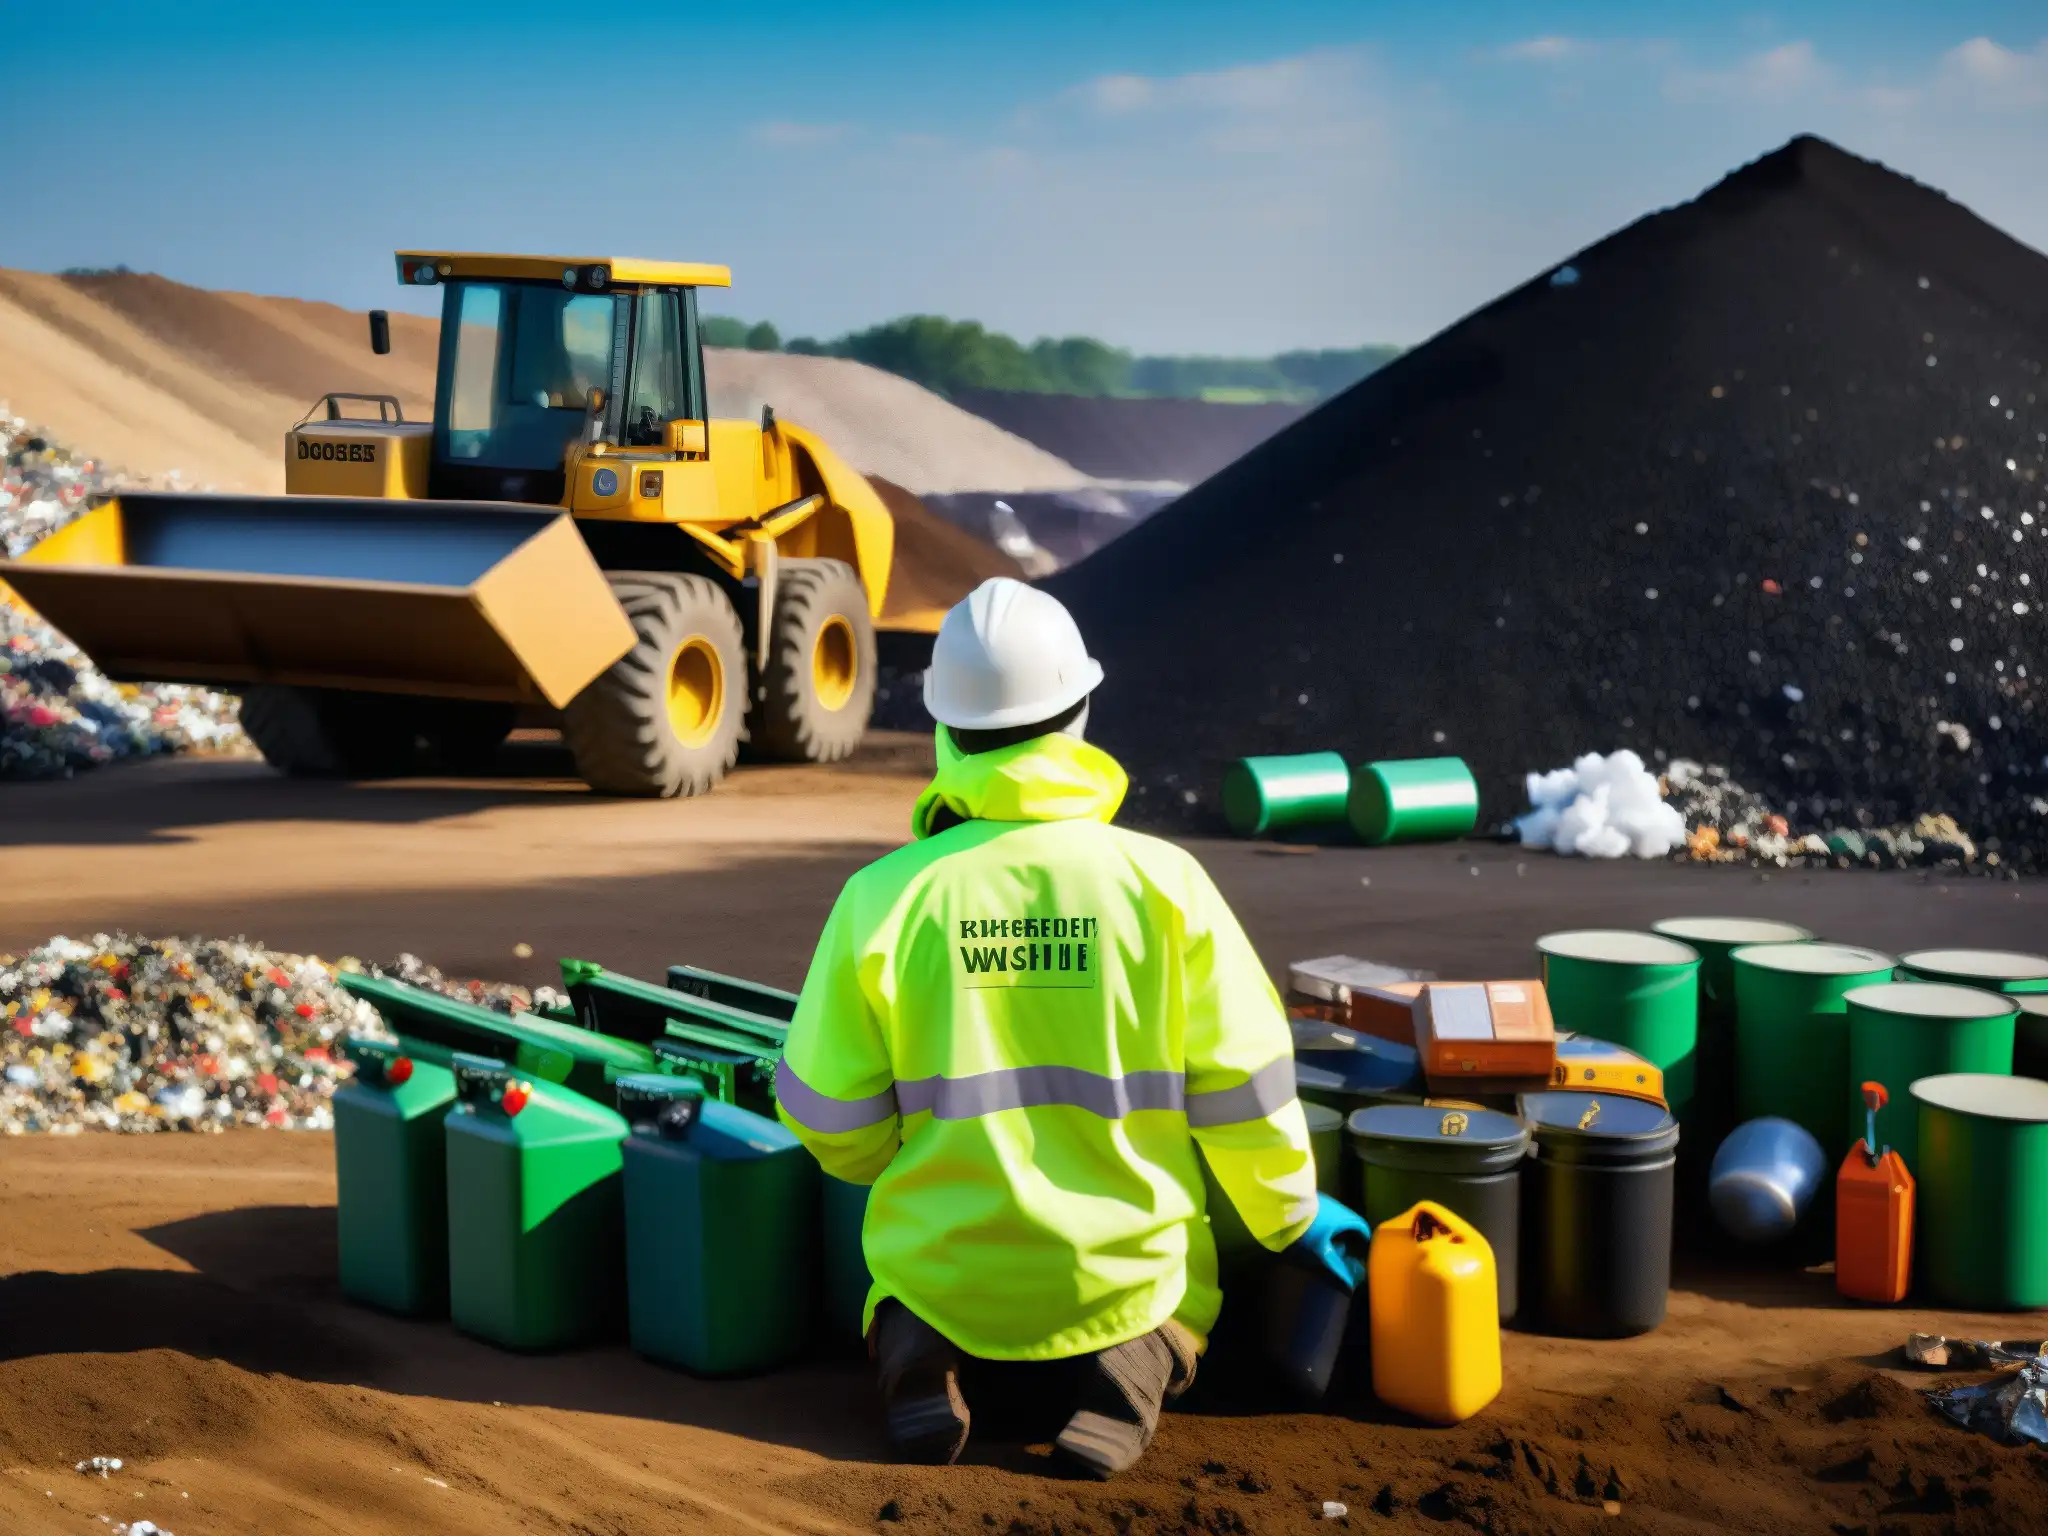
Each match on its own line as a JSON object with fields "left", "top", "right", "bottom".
{"left": 4, "top": 2, "right": 2045, "bottom": 353}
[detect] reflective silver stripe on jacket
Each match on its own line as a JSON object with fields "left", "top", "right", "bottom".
{"left": 1184, "top": 1055, "right": 1298, "bottom": 1128}
{"left": 775, "top": 1061, "right": 900, "bottom": 1134}
{"left": 781, "top": 1055, "right": 1296, "bottom": 1127}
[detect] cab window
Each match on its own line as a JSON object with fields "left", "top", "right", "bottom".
{"left": 623, "top": 290, "right": 684, "bottom": 446}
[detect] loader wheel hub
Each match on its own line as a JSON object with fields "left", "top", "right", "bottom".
{"left": 812, "top": 616, "right": 858, "bottom": 713}
{"left": 666, "top": 637, "right": 725, "bottom": 747}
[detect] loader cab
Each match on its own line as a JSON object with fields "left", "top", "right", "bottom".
{"left": 398, "top": 253, "right": 723, "bottom": 506}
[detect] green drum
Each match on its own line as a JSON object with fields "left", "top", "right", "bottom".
{"left": 1538, "top": 931, "right": 1702, "bottom": 1117}
{"left": 1346, "top": 757, "right": 1479, "bottom": 846}
{"left": 1222, "top": 752, "right": 1351, "bottom": 837}
{"left": 1844, "top": 983, "right": 2015, "bottom": 1171}
{"left": 2016, "top": 997, "right": 2048, "bottom": 1081}
{"left": 1652, "top": 918, "right": 1812, "bottom": 1149}
{"left": 1896, "top": 948, "right": 2048, "bottom": 996}
{"left": 1911, "top": 1074, "right": 2048, "bottom": 1310}
{"left": 1732, "top": 943, "right": 1895, "bottom": 1159}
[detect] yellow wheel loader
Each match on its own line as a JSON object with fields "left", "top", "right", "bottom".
{"left": 0, "top": 252, "right": 927, "bottom": 797}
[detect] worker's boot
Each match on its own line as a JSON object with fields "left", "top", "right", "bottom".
{"left": 869, "top": 1301, "right": 971, "bottom": 1465}
{"left": 1053, "top": 1321, "right": 1200, "bottom": 1480}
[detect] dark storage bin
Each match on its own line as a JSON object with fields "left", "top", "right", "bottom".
{"left": 821, "top": 1174, "right": 876, "bottom": 1343}
{"left": 1347, "top": 1104, "right": 1529, "bottom": 1322}
{"left": 1517, "top": 1090, "right": 1679, "bottom": 1337}
{"left": 1297, "top": 1038, "right": 1423, "bottom": 1205}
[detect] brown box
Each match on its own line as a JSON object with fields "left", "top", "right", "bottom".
{"left": 1415, "top": 980, "right": 1557, "bottom": 1090}
{"left": 1285, "top": 955, "right": 1433, "bottom": 1047}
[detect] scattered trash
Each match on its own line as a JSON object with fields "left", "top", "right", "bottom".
{"left": 1515, "top": 751, "right": 1685, "bottom": 859}
{"left": 75, "top": 1457, "right": 122, "bottom": 1478}
{"left": 1666, "top": 761, "right": 1982, "bottom": 870}
{"left": 1320, "top": 1500, "right": 1349, "bottom": 1520}
{"left": 1905, "top": 1334, "right": 2047, "bottom": 1371}
{"left": 423, "top": 1477, "right": 449, "bottom": 1489}
{"left": 2, "top": 934, "right": 559, "bottom": 1134}
{"left": 1927, "top": 1356, "right": 2048, "bottom": 1446}
{"left": 115, "top": 1523, "right": 171, "bottom": 1536}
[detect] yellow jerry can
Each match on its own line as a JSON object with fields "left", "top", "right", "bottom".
{"left": 1368, "top": 1200, "right": 1502, "bottom": 1425}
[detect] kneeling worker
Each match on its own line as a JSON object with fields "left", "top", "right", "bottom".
{"left": 777, "top": 578, "right": 1363, "bottom": 1477}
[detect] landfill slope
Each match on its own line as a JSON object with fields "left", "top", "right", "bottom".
{"left": 1047, "top": 135, "right": 2048, "bottom": 863}
{"left": 951, "top": 387, "right": 1308, "bottom": 486}
{"left": 867, "top": 477, "right": 1023, "bottom": 620}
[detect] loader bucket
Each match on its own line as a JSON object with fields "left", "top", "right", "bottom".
{"left": 0, "top": 494, "right": 636, "bottom": 707}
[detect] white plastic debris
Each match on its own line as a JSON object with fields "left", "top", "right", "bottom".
{"left": 75, "top": 1457, "right": 122, "bottom": 1478}
{"left": 1321, "top": 1501, "right": 1349, "bottom": 1519}
{"left": 1515, "top": 750, "right": 1685, "bottom": 859}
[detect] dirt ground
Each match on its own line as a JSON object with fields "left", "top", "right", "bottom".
{"left": 4, "top": 739, "right": 2047, "bottom": 1534}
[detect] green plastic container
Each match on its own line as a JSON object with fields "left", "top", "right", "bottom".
{"left": 651, "top": 1031, "right": 781, "bottom": 1118}
{"left": 1651, "top": 918, "right": 1812, "bottom": 1153}
{"left": 1845, "top": 983, "right": 2016, "bottom": 1171}
{"left": 1895, "top": 949, "right": 2048, "bottom": 996}
{"left": 1732, "top": 943, "right": 1895, "bottom": 1159}
{"left": 1538, "top": 931, "right": 1702, "bottom": 1117}
{"left": 821, "top": 1175, "right": 876, "bottom": 1343}
{"left": 666, "top": 965, "right": 800, "bottom": 1021}
{"left": 564, "top": 959, "right": 790, "bottom": 1050}
{"left": 1222, "top": 752, "right": 1351, "bottom": 837}
{"left": 1911, "top": 1073, "right": 2048, "bottom": 1310}
{"left": 617, "top": 1075, "right": 818, "bottom": 1375}
{"left": 444, "top": 1052, "right": 628, "bottom": 1351}
{"left": 2016, "top": 996, "right": 2048, "bottom": 1081}
{"left": 341, "top": 972, "right": 653, "bottom": 1101}
{"left": 333, "top": 1036, "right": 457, "bottom": 1317}
{"left": 1346, "top": 757, "right": 1480, "bottom": 845}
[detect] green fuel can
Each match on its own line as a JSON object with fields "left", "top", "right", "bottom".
{"left": 617, "top": 1075, "right": 818, "bottom": 1375}
{"left": 1732, "top": 943, "right": 1895, "bottom": 1160}
{"left": 333, "top": 1036, "right": 457, "bottom": 1317}
{"left": 1221, "top": 752, "right": 1351, "bottom": 837}
{"left": 1346, "top": 757, "right": 1480, "bottom": 846}
{"left": 1912, "top": 1074, "right": 2048, "bottom": 1310}
{"left": 1845, "top": 983, "right": 2015, "bottom": 1171}
{"left": 445, "top": 1053, "right": 628, "bottom": 1351}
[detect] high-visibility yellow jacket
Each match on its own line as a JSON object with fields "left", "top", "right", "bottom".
{"left": 777, "top": 727, "right": 1317, "bottom": 1362}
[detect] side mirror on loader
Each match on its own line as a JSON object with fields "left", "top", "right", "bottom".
{"left": 368, "top": 309, "right": 391, "bottom": 356}
{"left": 666, "top": 420, "right": 708, "bottom": 456}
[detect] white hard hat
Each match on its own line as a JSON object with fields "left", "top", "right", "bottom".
{"left": 923, "top": 577, "right": 1104, "bottom": 731}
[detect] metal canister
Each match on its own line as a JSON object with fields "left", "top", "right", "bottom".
{"left": 1651, "top": 917, "right": 1812, "bottom": 1149}
{"left": 1537, "top": 930, "right": 1701, "bottom": 1118}
{"left": 1707, "top": 1116, "right": 1827, "bottom": 1244}
{"left": 1346, "top": 757, "right": 1480, "bottom": 846}
{"left": 1732, "top": 942, "right": 1895, "bottom": 1159}
{"left": 1895, "top": 948, "right": 2048, "bottom": 996}
{"left": 2016, "top": 996, "right": 2048, "bottom": 1081}
{"left": 1221, "top": 752, "right": 1351, "bottom": 837}
{"left": 1912, "top": 1073, "right": 2048, "bottom": 1310}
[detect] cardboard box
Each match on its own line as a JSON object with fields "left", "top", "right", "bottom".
{"left": 1286, "top": 955, "right": 1433, "bottom": 1047}
{"left": 1415, "top": 980, "right": 1556, "bottom": 1089}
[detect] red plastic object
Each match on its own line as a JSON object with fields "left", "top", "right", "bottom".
{"left": 1836, "top": 1081, "right": 1914, "bottom": 1304}
{"left": 385, "top": 1056, "right": 414, "bottom": 1087}
{"left": 501, "top": 1081, "right": 532, "bottom": 1116}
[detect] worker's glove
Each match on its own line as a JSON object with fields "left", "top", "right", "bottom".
{"left": 1286, "top": 1193, "right": 1371, "bottom": 1293}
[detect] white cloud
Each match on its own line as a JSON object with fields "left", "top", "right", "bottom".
{"left": 750, "top": 121, "right": 851, "bottom": 148}
{"left": 1498, "top": 36, "right": 1591, "bottom": 63}
{"left": 1939, "top": 37, "right": 2048, "bottom": 105}
{"left": 1054, "top": 49, "right": 1380, "bottom": 153}
{"left": 1665, "top": 40, "right": 1827, "bottom": 102}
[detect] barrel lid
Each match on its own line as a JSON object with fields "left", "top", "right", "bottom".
{"left": 1652, "top": 916, "right": 1814, "bottom": 947}
{"left": 1296, "top": 1037, "right": 1423, "bottom": 1096}
{"left": 1898, "top": 948, "right": 2048, "bottom": 985}
{"left": 1732, "top": 941, "right": 1894, "bottom": 975}
{"left": 1538, "top": 929, "right": 1699, "bottom": 966}
{"left": 2016, "top": 995, "right": 2048, "bottom": 1018}
{"left": 1843, "top": 981, "right": 2018, "bottom": 1020}
{"left": 1910, "top": 1073, "right": 2048, "bottom": 1122}
{"left": 1518, "top": 1090, "right": 1677, "bottom": 1141}
{"left": 1555, "top": 1034, "right": 1652, "bottom": 1064}
{"left": 1347, "top": 1103, "right": 1528, "bottom": 1148}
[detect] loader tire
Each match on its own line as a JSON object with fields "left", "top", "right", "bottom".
{"left": 562, "top": 573, "right": 745, "bottom": 797}
{"left": 750, "top": 558, "right": 876, "bottom": 763}
{"left": 237, "top": 685, "right": 426, "bottom": 778}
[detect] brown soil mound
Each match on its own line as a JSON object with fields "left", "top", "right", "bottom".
{"left": 871, "top": 475, "right": 1022, "bottom": 621}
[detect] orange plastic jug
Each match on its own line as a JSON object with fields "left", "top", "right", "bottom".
{"left": 1368, "top": 1200, "right": 1502, "bottom": 1425}
{"left": 1836, "top": 1082, "right": 1914, "bottom": 1304}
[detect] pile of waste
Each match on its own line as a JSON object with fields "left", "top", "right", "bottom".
{"left": 1049, "top": 137, "right": 2048, "bottom": 865}
{"left": 0, "top": 933, "right": 555, "bottom": 1135}
{"left": 1, "top": 408, "right": 245, "bottom": 778}
{"left": 1663, "top": 759, "right": 1987, "bottom": 872}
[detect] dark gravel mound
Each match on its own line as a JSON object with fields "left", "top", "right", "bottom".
{"left": 952, "top": 389, "right": 1307, "bottom": 486}
{"left": 1047, "top": 136, "right": 2048, "bottom": 864}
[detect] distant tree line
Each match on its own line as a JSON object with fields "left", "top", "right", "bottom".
{"left": 701, "top": 312, "right": 1398, "bottom": 403}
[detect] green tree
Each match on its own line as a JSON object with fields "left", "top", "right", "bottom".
{"left": 745, "top": 320, "right": 781, "bottom": 352}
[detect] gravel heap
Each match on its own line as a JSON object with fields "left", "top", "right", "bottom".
{"left": 2, "top": 408, "right": 245, "bottom": 777}
{"left": 1, "top": 933, "right": 551, "bottom": 1135}
{"left": 1048, "top": 137, "right": 2048, "bottom": 866}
